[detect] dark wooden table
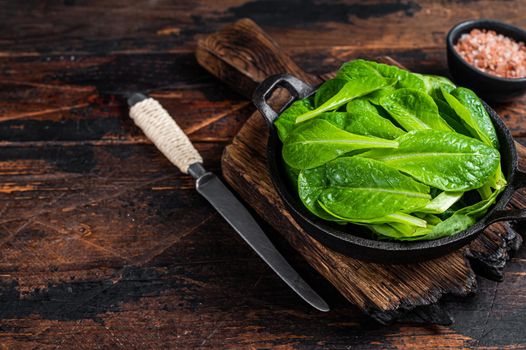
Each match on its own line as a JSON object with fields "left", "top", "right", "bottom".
{"left": 0, "top": 1, "right": 525, "bottom": 348}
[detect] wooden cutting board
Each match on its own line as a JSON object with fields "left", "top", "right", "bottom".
{"left": 195, "top": 18, "right": 525, "bottom": 324}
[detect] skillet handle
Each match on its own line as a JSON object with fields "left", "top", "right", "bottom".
{"left": 252, "top": 74, "right": 314, "bottom": 127}
{"left": 485, "top": 169, "right": 526, "bottom": 224}
{"left": 486, "top": 209, "right": 526, "bottom": 224}
{"left": 512, "top": 168, "right": 526, "bottom": 190}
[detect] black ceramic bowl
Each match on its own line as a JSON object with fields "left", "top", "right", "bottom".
{"left": 253, "top": 74, "right": 526, "bottom": 264}
{"left": 447, "top": 19, "right": 526, "bottom": 102}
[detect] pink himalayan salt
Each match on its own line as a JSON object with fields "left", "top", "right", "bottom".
{"left": 454, "top": 28, "right": 526, "bottom": 79}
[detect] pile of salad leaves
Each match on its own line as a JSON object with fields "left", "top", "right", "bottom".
{"left": 275, "top": 59, "right": 507, "bottom": 241}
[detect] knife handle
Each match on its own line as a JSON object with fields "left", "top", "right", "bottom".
{"left": 129, "top": 95, "right": 203, "bottom": 174}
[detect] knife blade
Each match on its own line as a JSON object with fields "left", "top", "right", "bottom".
{"left": 126, "top": 92, "right": 329, "bottom": 312}
{"left": 195, "top": 171, "right": 329, "bottom": 311}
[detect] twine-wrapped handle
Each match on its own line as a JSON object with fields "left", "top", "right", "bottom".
{"left": 129, "top": 97, "right": 203, "bottom": 174}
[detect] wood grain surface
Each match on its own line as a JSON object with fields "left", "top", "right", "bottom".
{"left": 0, "top": 1, "right": 525, "bottom": 348}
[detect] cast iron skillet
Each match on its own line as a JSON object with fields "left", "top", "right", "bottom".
{"left": 253, "top": 74, "right": 526, "bottom": 264}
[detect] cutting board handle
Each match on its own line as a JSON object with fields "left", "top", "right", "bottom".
{"left": 196, "top": 18, "right": 319, "bottom": 99}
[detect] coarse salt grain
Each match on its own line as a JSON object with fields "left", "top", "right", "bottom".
{"left": 454, "top": 28, "right": 526, "bottom": 79}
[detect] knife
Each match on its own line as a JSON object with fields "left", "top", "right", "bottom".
{"left": 126, "top": 92, "right": 329, "bottom": 312}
